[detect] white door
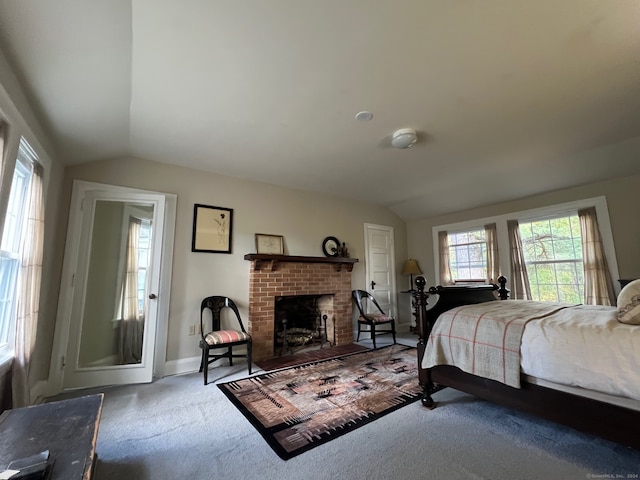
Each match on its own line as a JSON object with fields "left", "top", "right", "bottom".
{"left": 364, "top": 224, "right": 397, "bottom": 318}
{"left": 52, "top": 182, "right": 173, "bottom": 390}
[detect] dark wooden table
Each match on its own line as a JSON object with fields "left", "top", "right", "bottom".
{"left": 0, "top": 393, "right": 103, "bottom": 479}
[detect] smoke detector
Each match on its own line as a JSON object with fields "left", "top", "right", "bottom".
{"left": 391, "top": 128, "right": 417, "bottom": 149}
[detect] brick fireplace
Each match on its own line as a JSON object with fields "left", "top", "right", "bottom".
{"left": 244, "top": 254, "right": 358, "bottom": 361}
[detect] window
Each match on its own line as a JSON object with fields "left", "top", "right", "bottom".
{"left": 519, "top": 214, "right": 584, "bottom": 303}
{"left": 448, "top": 228, "right": 487, "bottom": 282}
{"left": 0, "top": 140, "right": 35, "bottom": 350}
{"left": 433, "top": 196, "right": 618, "bottom": 305}
{"left": 136, "top": 220, "right": 152, "bottom": 317}
{"left": 115, "top": 212, "right": 152, "bottom": 322}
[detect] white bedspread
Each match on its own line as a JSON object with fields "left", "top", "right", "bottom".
{"left": 520, "top": 304, "right": 640, "bottom": 402}
{"left": 421, "top": 301, "right": 572, "bottom": 388}
{"left": 422, "top": 300, "right": 640, "bottom": 403}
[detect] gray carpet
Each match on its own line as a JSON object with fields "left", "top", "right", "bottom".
{"left": 48, "top": 357, "right": 640, "bottom": 480}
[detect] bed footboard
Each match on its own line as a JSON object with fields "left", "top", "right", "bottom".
{"left": 414, "top": 276, "right": 506, "bottom": 407}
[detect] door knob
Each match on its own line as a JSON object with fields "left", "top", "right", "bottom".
{"left": 148, "top": 293, "right": 157, "bottom": 299}
{"left": 370, "top": 280, "right": 376, "bottom": 290}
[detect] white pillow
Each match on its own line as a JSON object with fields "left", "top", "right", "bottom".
{"left": 617, "top": 279, "right": 640, "bottom": 325}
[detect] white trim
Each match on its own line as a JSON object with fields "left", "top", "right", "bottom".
{"left": 152, "top": 194, "right": 176, "bottom": 379}
{"left": 432, "top": 196, "right": 620, "bottom": 293}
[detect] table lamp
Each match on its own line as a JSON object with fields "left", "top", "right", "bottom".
{"left": 401, "top": 258, "right": 423, "bottom": 292}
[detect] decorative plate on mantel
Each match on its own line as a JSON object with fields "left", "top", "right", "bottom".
{"left": 322, "top": 236, "right": 340, "bottom": 257}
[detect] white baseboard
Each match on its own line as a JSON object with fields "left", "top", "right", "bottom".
{"left": 35, "top": 355, "right": 233, "bottom": 397}
{"left": 160, "top": 355, "right": 246, "bottom": 379}
{"left": 160, "top": 356, "right": 201, "bottom": 377}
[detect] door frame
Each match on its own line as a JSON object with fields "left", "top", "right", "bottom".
{"left": 47, "top": 180, "right": 176, "bottom": 394}
{"left": 363, "top": 223, "right": 397, "bottom": 319}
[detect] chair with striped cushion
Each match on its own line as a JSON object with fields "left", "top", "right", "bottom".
{"left": 199, "top": 296, "right": 252, "bottom": 385}
{"left": 352, "top": 290, "right": 396, "bottom": 349}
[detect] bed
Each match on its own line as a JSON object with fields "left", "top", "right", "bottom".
{"left": 414, "top": 275, "right": 640, "bottom": 451}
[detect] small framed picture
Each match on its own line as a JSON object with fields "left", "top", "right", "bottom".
{"left": 192, "top": 204, "right": 233, "bottom": 253}
{"left": 255, "top": 233, "right": 284, "bottom": 255}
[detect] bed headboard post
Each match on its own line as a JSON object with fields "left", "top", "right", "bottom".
{"left": 497, "top": 275, "right": 510, "bottom": 300}
{"left": 414, "top": 276, "right": 430, "bottom": 345}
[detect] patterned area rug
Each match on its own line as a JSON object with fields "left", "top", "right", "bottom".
{"left": 217, "top": 344, "right": 421, "bottom": 460}
{"left": 254, "top": 343, "right": 369, "bottom": 371}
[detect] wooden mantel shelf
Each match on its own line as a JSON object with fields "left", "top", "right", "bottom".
{"left": 244, "top": 254, "right": 358, "bottom": 272}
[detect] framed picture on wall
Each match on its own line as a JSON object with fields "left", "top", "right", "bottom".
{"left": 192, "top": 204, "right": 233, "bottom": 253}
{"left": 255, "top": 233, "right": 284, "bottom": 255}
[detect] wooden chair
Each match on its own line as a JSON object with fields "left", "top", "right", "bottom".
{"left": 351, "top": 290, "right": 396, "bottom": 349}
{"left": 199, "top": 296, "right": 252, "bottom": 385}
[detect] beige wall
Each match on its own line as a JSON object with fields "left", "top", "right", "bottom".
{"left": 407, "top": 172, "right": 640, "bottom": 287}
{"left": 61, "top": 157, "right": 408, "bottom": 364}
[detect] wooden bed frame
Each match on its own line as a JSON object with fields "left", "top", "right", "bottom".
{"left": 414, "top": 275, "right": 640, "bottom": 451}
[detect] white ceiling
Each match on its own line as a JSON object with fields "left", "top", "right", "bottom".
{"left": 1, "top": 0, "right": 639, "bottom": 220}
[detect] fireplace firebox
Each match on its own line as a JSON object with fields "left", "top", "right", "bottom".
{"left": 274, "top": 295, "right": 333, "bottom": 355}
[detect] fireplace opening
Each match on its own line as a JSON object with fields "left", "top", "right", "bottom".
{"left": 274, "top": 295, "right": 334, "bottom": 355}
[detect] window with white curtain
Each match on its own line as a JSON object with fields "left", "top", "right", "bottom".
{"left": 0, "top": 139, "right": 35, "bottom": 352}
{"left": 433, "top": 196, "right": 619, "bottom": 304}
{"left": 448, "top": 228, "right": 487, "bottom": 282}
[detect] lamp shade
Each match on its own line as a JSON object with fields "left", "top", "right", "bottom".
{"left": 401, "top": 258, "right": 423, "bottom": 276}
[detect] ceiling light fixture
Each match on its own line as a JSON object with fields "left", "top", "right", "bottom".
{"left": 391, "top": 128, "right": 417, "bottom": 149}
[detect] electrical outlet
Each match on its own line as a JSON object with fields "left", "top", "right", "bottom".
{"left": 188, "top": 324, "right": 196, "bottom": 336}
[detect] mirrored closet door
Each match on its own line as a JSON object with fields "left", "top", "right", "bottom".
{"left": 51, "top": 181, "right": 175, "bottom": 391}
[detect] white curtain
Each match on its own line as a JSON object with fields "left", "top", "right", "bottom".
{"left": 485, "top": 223, "right": 499, "bottom": 284}
{"left": 12, "top": 163, "right": 44, "bottom": 407}
{"left": 507, "top": 219, "right": 531, "bottom": 300}
{"left": 0, "top": 122, "right": 6, "bottom": 411}
{"left": 0, "top": 121, "right": 6, "bottom": 184}
{"left": 438, "top": 230, "right": 454, "bottom": 285}
{"left": 579, "top": 207, "right": 615, "bottom": 306}
{"left": 118, "top": 218, "right": 144, "bottom": 364}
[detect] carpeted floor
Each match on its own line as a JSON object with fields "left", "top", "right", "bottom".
{"left": 64, "top": 369, "right": 640, "bottom": 480}
{"left": 46, "top": 334, "right": 640, "bottom": 479}
{"left": 219, "top": 344, "right": 421, "bottom": 459}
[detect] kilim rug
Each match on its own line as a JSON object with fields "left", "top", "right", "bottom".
{"left": 217, "top": 344, "right": 421, "bottom": 460}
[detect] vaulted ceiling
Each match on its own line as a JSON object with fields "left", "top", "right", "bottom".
{"left": 1, "top": 1, "right": 639, "bottom": 220}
